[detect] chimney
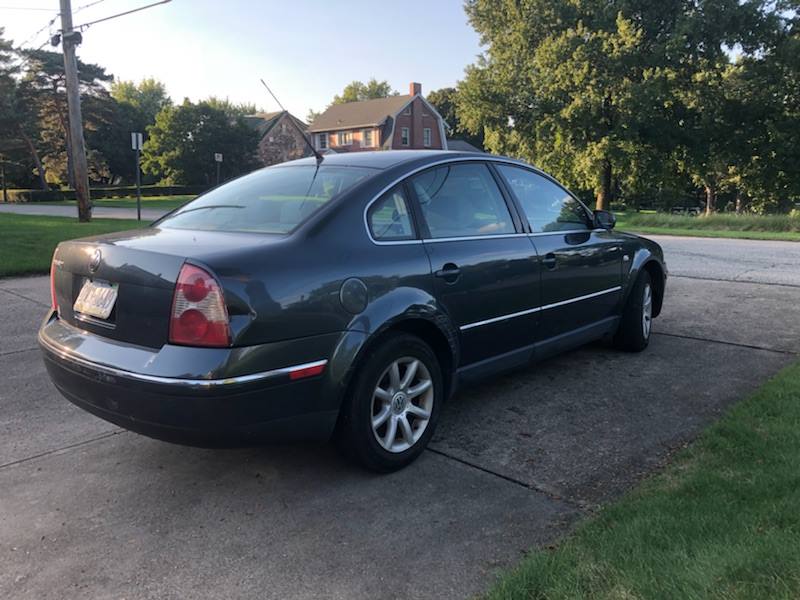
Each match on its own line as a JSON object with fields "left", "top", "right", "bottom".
{"left": 409, "top": 82, "right": 422, "bottom": 96}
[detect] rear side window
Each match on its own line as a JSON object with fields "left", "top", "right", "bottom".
{"left": 158, "top": 165, "right": 374, "bottom": 234}
{"left": 411, "top": 163, "right": 515, "bottom": 239}
{"left": 368, "top": 187, "right": 415, "bottom": 241}
{"left": 496, "top": 165, "right": 590, "bottom": 233}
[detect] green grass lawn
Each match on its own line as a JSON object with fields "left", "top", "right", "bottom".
{"left": 616, "top": 212, "right": 800, "bottom": 241}
{"left": 0, "top": 213, "right": 143, "bottom": 277}
{"left": 487, "top": 360, "right": 800, "bottom": 599}
{"left": 39, "top": 194, "right": 195, "bottom": 211}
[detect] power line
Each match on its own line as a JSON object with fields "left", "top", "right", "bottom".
{"left": 74, "top": 0, "right": 170, "bottom": 31}
{"left": 75, "top": 0, "right": 110, "bottom": 14}
{"left": 0, "top": 6, "right": 54, "bottom": 10}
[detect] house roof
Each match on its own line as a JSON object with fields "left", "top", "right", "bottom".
{"left": 243, "top": 111, "right": 307, "bottom": 137}
{"left": 307, "top": 95, "right": 414, "bottom": 132}
{"left": 445, "top": 138, "right": 483, "bottom": 153}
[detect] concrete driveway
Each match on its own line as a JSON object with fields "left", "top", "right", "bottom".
{"left": 1, "top": 235, "right": 798, "bottom": 599}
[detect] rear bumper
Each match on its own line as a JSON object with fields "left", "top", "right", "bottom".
{"left": 38, "top": 313, "right": 354, "bottom": 446}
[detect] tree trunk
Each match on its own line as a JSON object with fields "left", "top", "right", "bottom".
{"left": 18, "top": 127, "right": 49, "bottom": 190}
{"left": 704, "top": 183, "right": 716, "bottom": 216}
{"left": 735, "top": 189, "right": 744, "bottom": 214}
{"left": 595, "top": 160, "right": 612, "bottom": 211}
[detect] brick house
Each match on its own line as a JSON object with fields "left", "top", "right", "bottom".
{"left": 307, "top": 83, "right": 448, "bottom": 153}
{"left": 243, "top": 111, "right": 312, "bottom": 166}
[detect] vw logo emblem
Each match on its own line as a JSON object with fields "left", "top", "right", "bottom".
{"left": 89, "top": 248, "right": 102, "bottom": 272}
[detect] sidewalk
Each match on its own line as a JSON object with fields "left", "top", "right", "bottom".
{"left": 0, "top": 203, "right": 169, "bottom": 221}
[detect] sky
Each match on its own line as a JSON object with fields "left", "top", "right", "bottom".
{"left": 1, "top": 0, "right": 484, "bottom": 118}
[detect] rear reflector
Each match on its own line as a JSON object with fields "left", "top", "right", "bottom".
{"left": 169, "top": 263, "right": 230, "bottom": 347}
{"left": 50, "top": 254, "right": 58, "bottom": 311}
{"left": 288, "top": 361, "right": 327, "bottom": 380}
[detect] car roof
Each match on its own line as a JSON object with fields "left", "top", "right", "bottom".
{"left": 278, "top": 150, "right": 529, "bottom": 170}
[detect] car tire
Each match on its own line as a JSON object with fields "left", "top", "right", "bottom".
{"left": 335, "top": 333, "right": 443, "bottom": 472}
{"left": 613, "top": 270, "right": 653, "bottom": 352}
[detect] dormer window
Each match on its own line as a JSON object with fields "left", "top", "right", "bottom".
{"left": 402, "top": 105, "right": 411, "bottom": 116}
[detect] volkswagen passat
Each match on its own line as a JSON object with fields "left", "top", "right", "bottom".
{"left": 39, "top": 151, "right": 666, "bottom": 471}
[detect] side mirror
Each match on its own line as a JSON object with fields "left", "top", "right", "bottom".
{"left": 593, "top": 209, "right": 616, "bottom": 230}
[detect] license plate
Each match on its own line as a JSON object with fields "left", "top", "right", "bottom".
{"left": 73, "top": 280, "right": 118, "bottom": 320}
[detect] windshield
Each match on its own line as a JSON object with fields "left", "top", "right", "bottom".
{"left": 158, "top": 165, "right": 376, "bottom": 234}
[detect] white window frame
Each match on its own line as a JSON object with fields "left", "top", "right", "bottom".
{"left": 400, "top": 127, "right": 410, "bottom": 146}
{"left": 423, "top": 127, "right": 432, "bottom": 147}
{"left": 361, "top": 128, "right": 374, "bottom": 148}
{"left": 317, "top": 132, "right": 328, "bottom": 150}
{"left": 337, "top": 131, "right": 352, "bottom": 146}
{"left": 403, "top": 105, "right": 411, "bottom": 116}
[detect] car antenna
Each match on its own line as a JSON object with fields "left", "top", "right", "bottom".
{"left": 259, "top": 78, "right": 323, "bottom": 165}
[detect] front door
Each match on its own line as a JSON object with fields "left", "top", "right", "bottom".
{"left": 408, "top": 162, "right": 541, "bottom": 366}
{"left": 495, "top": 165, "right": 622, "bottom": 341}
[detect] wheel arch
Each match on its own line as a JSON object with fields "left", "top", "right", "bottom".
{"left": 641, "top": 260, "right": 665, "bottom": 317}
{"left": 334, "top": 315, "right": 459, "bottom": 418}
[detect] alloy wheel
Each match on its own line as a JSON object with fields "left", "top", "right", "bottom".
{"left": 371, "top": 357, "right": 434, "bottom": 453}
{"left": 642, "top": 282, "right": 653, "bottom": 339}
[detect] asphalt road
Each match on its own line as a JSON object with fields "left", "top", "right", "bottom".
{"left": 0, "top": 203, "right": 166, "bottom": 221}
{"left": 1, "top": 235, "right": 798, "bottom": 599}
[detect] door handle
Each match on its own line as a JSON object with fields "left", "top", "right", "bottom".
{"left": 434, "top": 263, "right": 461, "bottom": 282}
{"left": 542, "top": 253, "right": 557, "bottom": 270}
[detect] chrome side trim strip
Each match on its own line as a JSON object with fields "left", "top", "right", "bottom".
{"left": 424, "top": 233, "right": 528, "bottom": 243}
{"left": 458, "top": 286, "right": 622, "bottom": 331}
{"left": 39, "top": 333, "right": 328, "bottom": 389}
{"left": 460, "top": 306, "right": 542, "bottom": 331}
{"left": 539, "top": 286, "right": 622, "bottom": 311}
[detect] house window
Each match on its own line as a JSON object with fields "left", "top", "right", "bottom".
{"left": 423, "top": 128, "right": 432, "bottom": 147}
{"left": 400, "top": 127, "right": 410, "bottom": 146}
{"left": 337, "top": 131, "right": 352, "bottom": 146}
{"left": 318, "top": 133, "right": 328, "bottom": 150}
{"left": 362, "top": 129, "right": 373, "bottom": 147}
{"left": 403, "top": 105, "right": 411, "bottom": 116}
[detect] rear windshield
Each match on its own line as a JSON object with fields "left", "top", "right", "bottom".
{"left": 158, "top": 165, "right": 375, "bottom": 234}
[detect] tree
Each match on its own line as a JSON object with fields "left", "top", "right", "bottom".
{"left": 332, "top": 78, "right": 397, "bottom": 104}
{"left": 141, "top": 99, "right": 259, "bottom": 185}
{"left": 17, "top": 49, "right": 113, "bottom": 187}
{"left": 426, "top": 87, "right": 484, "bottom": 149}
{"left": 110, "top": 78, "right": 171, "bottom": 126}
{"left": 458, "top": 0, "right": 772, "bottom": 211}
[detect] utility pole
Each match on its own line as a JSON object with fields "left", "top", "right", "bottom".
{"left": 1, "top": 162, "right": 7, "bottom": 204}
{"left": 59, "top": 0, "right": 92, "bottom": 222}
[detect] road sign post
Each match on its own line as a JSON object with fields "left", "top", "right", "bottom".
{"left": 131, "top": 132, "right": 143, "bottom": 221}
{"left": 214, "top": 153, "right": 223, "bottom": 186}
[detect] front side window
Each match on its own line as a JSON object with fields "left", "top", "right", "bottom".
{"left": 411, "top": 163, "right": 515, "bottom": 239}
{"left": 496, "top": 165, "right": 590, "bottom": 233}
{"left": 400, "top": 127, "right": 410, "bottom": 146}
{"left": 368, "top": 186, "right": 415, "bottom": 241}
{"left": 336, "top": 131, "right": 352, "bottom": 146}
{"left": 362, "top": 129, "right": 373, "bottom": 147}
{"left": 317, "top": 133, "right": 327, "bottom": 150}
{"left": 159, "top": 166, "right": 375, "bottom": 234}
{"left": 423, "top": 127, "right": 432, "bottom": 147}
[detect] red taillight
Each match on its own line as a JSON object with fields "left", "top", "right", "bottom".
{"left": 50, "top": 254, "right": 58, "bottom": 311}
{"left": 169, "top": 264, "right": 230, "bottom": 347}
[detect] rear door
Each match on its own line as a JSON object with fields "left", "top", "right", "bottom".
{"left": 408, "top": 162, "right": 541, "bottom": 366}
{"left": 495, "top": 165, "right": 622, "bottom": 342}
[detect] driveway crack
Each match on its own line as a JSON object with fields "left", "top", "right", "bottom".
{"left": 0, "top": 430, "right": 125, "bottom": 471}
{"left": 653, "top": 331, "right": 797, "bottom": 355}
{"left": 427, "top": 447, "right": 588, "bottom": 512}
